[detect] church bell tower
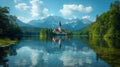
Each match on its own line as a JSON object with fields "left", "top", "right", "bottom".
{"left": 58, "top": 21, "right": 61, "bottom": 32}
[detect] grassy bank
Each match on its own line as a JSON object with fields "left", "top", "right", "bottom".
{"left": 0, "top": 38, "right": 18, "bottom": 47}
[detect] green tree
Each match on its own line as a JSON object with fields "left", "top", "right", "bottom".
{"left": 0, "top": 7, "right": 22, "bottom": 39}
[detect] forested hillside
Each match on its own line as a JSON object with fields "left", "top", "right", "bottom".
{"left": 76, "top": 0, "right": 120, "bottom": 39}
{"left": 0, "top": 7, "right": 22, "bottom": 39}
{"left": 90, "top": 0, "right": 120, "bottom": 38}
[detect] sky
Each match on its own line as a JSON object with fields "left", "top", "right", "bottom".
{"left": 0, "top": 0, "right": 115, "bottom": 23}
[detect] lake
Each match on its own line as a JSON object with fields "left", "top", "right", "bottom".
{"left": 0, "top": 35, "right": 120, "bottom": 67}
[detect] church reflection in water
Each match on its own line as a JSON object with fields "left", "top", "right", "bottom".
{"left": 0, "top": 44, "right": 17, "bottom": 67}
{"left": 52, "top": 36, "right": 70, "bottom": 48}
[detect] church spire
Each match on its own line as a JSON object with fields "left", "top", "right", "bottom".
{"left": 59, "top": 21, "right": 61, "bottom": 27}
{"left": 58, "top": 21, "right": 61, "bottom": 32}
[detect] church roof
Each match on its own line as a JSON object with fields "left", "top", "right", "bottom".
{"left": 53, "top": 29, "right": 65, "bottom": 33}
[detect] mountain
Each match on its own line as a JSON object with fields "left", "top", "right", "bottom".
{"left": 16, "top": 19, "right": 32, "bottom": 27}
{"left": 62, "top": 18, "right": 91, "bottom": 31}
{"left": 28, "top": 16, "right": 91, "bottom": 31}
{"left": 28, "top": 16, "right": 66, "bottom": 28}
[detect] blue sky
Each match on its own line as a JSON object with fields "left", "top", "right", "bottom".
{"left": 0, "top": 0, "right": 114, "bottom": 23}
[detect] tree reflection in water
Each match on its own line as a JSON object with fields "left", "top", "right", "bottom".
{"left": 39, "top": 35, "right": 120, "bottom": 66}
{"left": 89, "top": 38, "right": 120, "bottom": 67}
{"left": 0, "top": 44, "right": 17, "bottom": 67}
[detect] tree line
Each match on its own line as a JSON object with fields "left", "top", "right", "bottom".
{"left": 76, "top": 0, "right": 120, "bottom": 39}
{"left": 0, "top": 7, "right": 22, "bottom": 39}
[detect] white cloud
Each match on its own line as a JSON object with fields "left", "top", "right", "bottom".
{"left": 31, "top": 50, "right": 39, "bottom": 66}
{"left": 14, "top": 0, "right": 20, "bottom": 3}
{"left": 30, "top": 0, "right": 44, "bottom": 17}
{"left": 15, "top": 46, "right": 50, "bottom": 66}
{"left": 30, "top": 0, "right": 52, "bottom": 18}
{"left": 15, "top": 3, "right": 30, "bottom": 10}
{"left": 17, "top": 16, "right": 32, "bottom": 23}
{"left": 14, "top": 0, "right": 17, "bottom": 3}
{"left": 16, "top": 47, "right": 39, "bottom": 66}
{"left": 60, "top": 50, "right": 93, "bottom": 66}
{"left": 85, "top": 6, "right": 92, "bottom": 13}
{"left": 15, "top": 0, "right": 53, "bottom": 22}
{"left": 60, "top": 4, "right": 93, "bottom": 17}
{"left": 82, "top": 16, "right": 90, "bottom": 19}
{"left": 43, "top": 8, "right": 49, "bottom": 17}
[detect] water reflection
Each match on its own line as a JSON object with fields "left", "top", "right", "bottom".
{"left": 1, "top": 36, "right": 120, "bottom": 67}
{"left": 0, "top": 36, "right": 120, "bottom": 67}
{"left": 6, "top": 36, "right": 110, "bottom": 67}
{"left": 0, "top": 44, "right": 17, "bottom": 67}
{"left": 89, "top": 38, "right": 120, "bottom": 67}
{"left": 52, "top": 36, "right": 70, "bottom": 49}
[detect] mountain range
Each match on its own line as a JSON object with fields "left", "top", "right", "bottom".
{"left": 16, "top": 16, "right": 91, "bottom": 31}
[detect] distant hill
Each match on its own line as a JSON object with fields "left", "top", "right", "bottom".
{"left": 15, "top": 19, "right": 41, "bottom": 35}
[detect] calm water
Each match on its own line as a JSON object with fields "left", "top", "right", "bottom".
{"left": 0, "top": 36, "right": 120, "bottom": 67}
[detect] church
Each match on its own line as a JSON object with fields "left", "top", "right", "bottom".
{"left": 53, "top": 22, "right": 66, "bottom": 35}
